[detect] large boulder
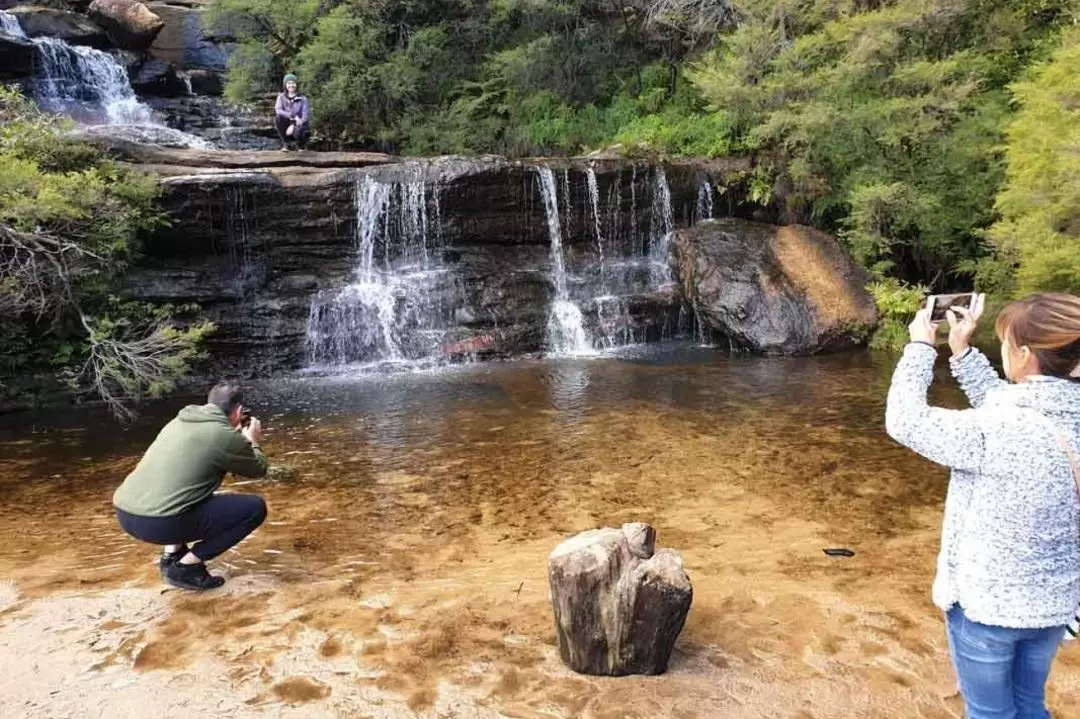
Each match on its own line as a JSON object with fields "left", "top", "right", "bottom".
{"left": 87, "top": 0, "right": 163, "bottom": 50}
{"left": 673, "top": 218, "right": 878, "bottom": 354}
{"left": 7, "top": 6, "right": 108, "bottom": 47}
{"left": 0, "top": 25, "right": 35, "bottom": 79}
{"left": 548, "top": 523, "right": 692, "bottom": 676}
{"left": 146, "top": 2, "right": 228, "bottom": 72}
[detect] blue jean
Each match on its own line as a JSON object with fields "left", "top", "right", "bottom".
{"left": 946, "top": 605, "right": 1065, "bottom": 719}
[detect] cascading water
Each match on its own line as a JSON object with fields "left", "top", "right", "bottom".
{"left": 0, "top": 9, "right": 206, "bottom": 147}
{"left": 581, "top": 164, "right": 680, "bottom": 349}
{"left": 647, "top": 167, "right": 675, "bottom": 287}
{"left": 0, "top": 9, "right": 21, "bottom": 34}
{"left": 585, "top": 167, "right": 606, "bottom": 293}
{"left": 32, "top": 37, "right": 152, "bottom": 125}
{"left": 536, "top": 166, "right": 594, "bottom": 356}
{"left": 696, "top": 178, "right": 715, "bottom": 223}
{"left": 305, "top": 171, "right": 460, "bottom": 367}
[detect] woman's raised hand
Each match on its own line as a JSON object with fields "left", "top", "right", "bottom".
{"left": 946, "top": 293, "right": 986, "bottom": 358}
{"left": 908, "top": 308, "right": 940, "bottom": 346}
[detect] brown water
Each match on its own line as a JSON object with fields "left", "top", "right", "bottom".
{"left": 2, "top": 345, "right": 1080, "bottom": 718}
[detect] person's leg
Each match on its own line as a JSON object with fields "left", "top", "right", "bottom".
{"left": 115, "top": 509, "right": 193, "bottom": 576}
{"left": 946, "top": 605, "right": 1019, "bottom": 719}
{"left": 295, "top": 124, "right": 309, "bottom": 150}
{"left": 181, "top": 493, "right": 268, "bottom": 562}
{"left": 273, "top": 115, "right": 292, "bottom": 149}
{"left": 1012, "top": 625, "right": 1064, "bottom": 719}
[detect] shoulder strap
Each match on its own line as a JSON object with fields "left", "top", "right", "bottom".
{"left": 1043, "top": 419, "right": 1080, "bottom": 497}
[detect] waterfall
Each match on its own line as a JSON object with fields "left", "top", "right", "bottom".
{"left": 696, "top": 178, "right": 715, "bottom": 223}
{"left": 536, "top": 166, "right": 594, "bottom": 356}
{"left": 648, "top": 167, "right": 675, "bottom": 287}
{"left": 0, "top": 10, "right": 21, "bottom": 34}
{"left": 585, "top": 167, "right": 606, "bottom": 293}
{"left": 32, "top": 37, "right": 152, "bottom": 125}
{"left": 306, "top": 171, "right": 460, "bottom": 367}
{"left": 0, "top": 10, "right": 206, "bottom": 146}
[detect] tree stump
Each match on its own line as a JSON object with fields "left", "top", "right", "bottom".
{"left": 547, "top": 522, "right": 692, "bottom": 676}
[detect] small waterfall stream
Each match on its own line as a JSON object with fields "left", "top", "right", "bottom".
{"left": 1, "top": 9, "right": 206, "bottom": 146}
{"left": 305, "top": 171, "right": 459, "bottom": 367}
{"left": 535, "top": 163, "right": 680, "bottom": 353}
{"left": 696, "top": 178, "right": 715, "bottom": 223}
{"left": 536, "top": 166, "right": 595, "bottom": 356}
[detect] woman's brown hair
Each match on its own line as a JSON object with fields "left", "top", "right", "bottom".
{"left": 995, "top": 293, "right": 1080, "bottom": 379}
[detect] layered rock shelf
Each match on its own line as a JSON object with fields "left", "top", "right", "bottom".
{"left": 121, "top": 148, "right": 747, "bottom": 374}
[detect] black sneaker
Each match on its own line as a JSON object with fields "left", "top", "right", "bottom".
{"left": 158, "top": 545, "right": 189, "bottom": 577}
{"left": 164, "top": 561, "right": 225, "bottom": 591}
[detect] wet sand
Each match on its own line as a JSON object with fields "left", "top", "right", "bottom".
{"left": 2, "top": 348, "right": 1079, "bottom": 718}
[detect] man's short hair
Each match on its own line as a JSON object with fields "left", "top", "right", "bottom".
{"left": 207, "top": 382, "right": 244, "bottom": 414}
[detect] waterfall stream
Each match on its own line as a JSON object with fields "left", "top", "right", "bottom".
{"left": 305, "top": 172, "right": 460, "bottom": 367}
{"left": 1, "top": 10, "right": 207, "bottom": 147}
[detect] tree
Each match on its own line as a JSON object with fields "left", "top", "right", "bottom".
{"left": 0, "top": 86, "right": 212, "bottom": 418}
{"left": 989, "top": 26, "right": 1080, "bottom": 296}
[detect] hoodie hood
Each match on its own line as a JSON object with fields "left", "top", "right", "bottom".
{"left": 177, "top": 404, "right": 230, "bottom": 424}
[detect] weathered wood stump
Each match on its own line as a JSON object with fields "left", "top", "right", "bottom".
{"left": 547, "top": 522, "right": 692, "bottom": 676}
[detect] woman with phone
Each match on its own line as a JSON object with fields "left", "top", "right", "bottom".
{"left": 885, "top": 292, "right": 1080, "bottom": 718}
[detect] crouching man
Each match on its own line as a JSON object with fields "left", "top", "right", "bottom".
{"left": 113, "top": 382, "right": 269, "bottom": 591}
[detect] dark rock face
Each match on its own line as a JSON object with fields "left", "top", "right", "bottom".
{"left": 547, "top": 523, "right": 692, "bottom": 676}
{"left": 142, "top": 95, "right": 284, "bottom": 150}
{"left": 673, "top": 218, "right": 878, "bottom": 354}
{"left": 129, "top": 57, "right": 188, "bottom": 97}
{"left": 7, "top": 6, "right": 108, "bottom": 47}
{"left": 119, "top": 153, "right": 741, "bottom": 374}
{"left": 0, "top": 25, "right": 35, "bottom": 78}
{"left": 87, "top": 0, "right": 163, "bottom": 50}
{"left": 186, "top": 68, "right": 220, "bottom": 96}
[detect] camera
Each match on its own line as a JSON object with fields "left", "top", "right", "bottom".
{"left": 241, "top": 407, "right": 253, "bottom": 428}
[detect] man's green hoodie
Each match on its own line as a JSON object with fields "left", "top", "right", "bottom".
{"left": 113, "top": 404, "right": 268, "bottom": 517}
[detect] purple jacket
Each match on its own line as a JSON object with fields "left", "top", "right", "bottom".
{"left": 275, "top": 92, "right": 309, "bottom": 126}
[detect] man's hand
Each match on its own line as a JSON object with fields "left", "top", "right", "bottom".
{"left": 908, "top": 308, "right": 940, "bottom": 346}
{"left": 946, "top": 292, "right": 986, "bottom": 359}
{"left": 242, "top": 416, "right": 263, "bottom": 446}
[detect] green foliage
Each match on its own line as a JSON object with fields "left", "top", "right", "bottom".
{"left": 0, "top": 86, "right": 212, "bottom": 415}
{"left": 989, "top": 26, "right": 1080, "bottom": 296}
{"left": 688, "top": 0, "right": 1070, "bottom": 285}
{"left": 867, "top": 277, "right": 928, "bottom": 350}
{"left": 209, "top": 0, "right": 733, "bottom": 155}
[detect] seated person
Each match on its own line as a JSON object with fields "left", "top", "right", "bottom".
{"left": 274, "top": 73, "right": 310, "bottom": 151}
{"left": 113, "top": 382, "right": 268, "bottom": 591}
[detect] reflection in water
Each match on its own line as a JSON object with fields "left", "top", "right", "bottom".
{"left": 2, "top": 345, "right": 1073, "bottom": 718}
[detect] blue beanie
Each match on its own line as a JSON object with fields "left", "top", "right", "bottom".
{"left": 283, "top": 73, "right": 298, "bottom": 86}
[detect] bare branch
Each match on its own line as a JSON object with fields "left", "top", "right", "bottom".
{"left": 0, "top": 223, "right": 109, "bottom": 318}
{"left": 642, "top": 0, "right": 736, "bottom": 41}
{"left": 75, "top": 314, "right": 206, "bottom": 422}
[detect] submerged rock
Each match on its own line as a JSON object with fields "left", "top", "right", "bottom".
{"left": 674, "top": 218, "right": 878, "bottom": 354}
{"left": 88, "top": 0, "right": 163, "bottom": 50}
{"left": 548, "top": 522, "right": 692, "bottom": 676}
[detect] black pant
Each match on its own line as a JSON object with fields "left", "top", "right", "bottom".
{"left": 116, "top": 494, "right": 268, "bottom": 561}
{"left": 274, "top": 115, "right": 308, "bottom": 148}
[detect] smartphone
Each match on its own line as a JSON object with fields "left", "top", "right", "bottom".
{"left": 927, "top": 293, "right": 974, "bottom": 323}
